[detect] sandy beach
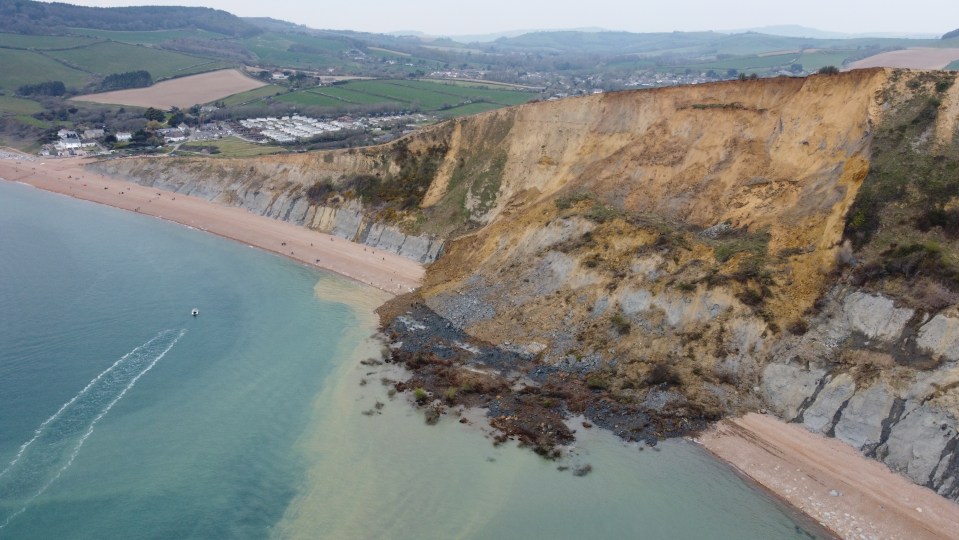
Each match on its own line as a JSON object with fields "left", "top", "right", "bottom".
{"left": 0, "top": 151, "right": 423, "bottom": 295}
{"left": 700, "top": 413, "right": 959, "bottom": 540}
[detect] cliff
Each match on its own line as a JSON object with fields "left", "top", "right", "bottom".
{"left": 92, "top": 68, "right": 959, "bottom": 498}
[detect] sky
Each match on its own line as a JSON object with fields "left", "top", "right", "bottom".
{"left": 58, "top": 0, "right": 959, "bottom": 37}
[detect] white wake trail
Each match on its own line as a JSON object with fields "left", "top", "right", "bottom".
{"left": 0, "top": 329, "right": 186, "bottom": 532}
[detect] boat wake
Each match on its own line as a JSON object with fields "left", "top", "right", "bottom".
{"left": 0, "top": 329, "right": 186, "bottom": 531}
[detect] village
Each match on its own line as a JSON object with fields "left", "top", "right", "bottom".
{"left": 41, "top": 111, "right": 431, "bottom": 157}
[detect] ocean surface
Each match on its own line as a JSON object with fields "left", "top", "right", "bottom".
{"left": 0, "top": 180, "right": 826, "bottom": 539}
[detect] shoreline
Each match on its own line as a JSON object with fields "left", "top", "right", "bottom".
{"left": 0, "top": 152, "right": 423, "bottom": 296}
{"left": 6, "top": 151, "right": 959, "bottom": 538}
{"left": 698, "top": 413, "right": 959, "bottom": 540}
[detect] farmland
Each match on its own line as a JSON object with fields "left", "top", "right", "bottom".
{"left": 220, "top": 85, "right": 286, "bottom": 107}
{"left": 47, "top": 41, "right": 221, "bottom": 79}
{"left": 73, "top": 69, "right": 267, "bottom": 109}
{"left": 0, "top": 49, "right": 90, "bottom": 93}
{"left": 0, "top": 32, "right": 101, "bottom": 49}
{"left": 260, "top": 79, "right": 536, "bottom": 117}
{"left": 848, "top": 48, "right": 959, "bottom": 70}
{"left": 68, "top": 28, "right": 229, "bottom": 45}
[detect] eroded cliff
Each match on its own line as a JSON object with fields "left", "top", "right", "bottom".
{"left": 92, "top": 68, "right": 959, "bottom": 497}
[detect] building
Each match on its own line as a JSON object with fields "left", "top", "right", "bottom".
{"left": 83, "top": 129, "right": 105, "bottom": 139}
{"left": 115, "top": 132, "right": 132, "bottom": 142}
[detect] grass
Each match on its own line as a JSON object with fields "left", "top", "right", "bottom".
{"left": 47, "top": 41, "right": 217, "bottom": 79}
{"left": 0, "top": 49, "right": 90, "bottom": 92}
{"left": 67, "top": 28, "right": 228, "bottom": 45}
{"left": 219, "top": 84, "right": 285, "bottom": 106}
{"left": 188, "top": 136, "right": 287, "bottom": 158}
{"left": 309, "top": 86, "right": 394, "bottom": 105}
{"left": 240, "top": 32, "right": 350, "bottom": 69}
{"left": 0, "top": 32, "right": 101, "bottom": 49}
{"left": 0, "top": 95, "right": 43, "bottom": 116}
{"left": 844, "top": 72, "right": 959, "bottom": 298}
{"left": 274, "top": 90, "right": 349, "bottom": 108}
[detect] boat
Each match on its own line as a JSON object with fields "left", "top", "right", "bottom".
{"left": 191, "top": 308, "right": 199, "bottom": 316}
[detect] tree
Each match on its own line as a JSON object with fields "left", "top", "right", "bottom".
{"left": 789, "top": 63, "right": 803, "bottom": 73}
{"left": 143, "top": 107, "right": 165, "bottom": 122}
{"left": 818, "top": 65, "right": 840, "bottom": 75}
{"left": 727, "top": 68, "right": 738, "bottom": 78}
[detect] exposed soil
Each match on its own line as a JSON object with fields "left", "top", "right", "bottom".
{"left": 72, "top": 69, "right": 267, "bottom": 109}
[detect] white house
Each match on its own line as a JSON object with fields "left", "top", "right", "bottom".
{"left": 115, "top": 132, "right": 133, "bottom": 142}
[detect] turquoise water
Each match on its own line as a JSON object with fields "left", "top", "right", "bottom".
{"left": 0, "top": 181, "right": 826, "bottom": 539}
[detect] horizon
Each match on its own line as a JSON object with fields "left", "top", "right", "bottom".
{"left": 48, "top": 0, "right": 958, "bottom": 37}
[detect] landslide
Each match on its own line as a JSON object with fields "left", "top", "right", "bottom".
{"left": 95, "top": 70, "right": 959, "bottom": 475}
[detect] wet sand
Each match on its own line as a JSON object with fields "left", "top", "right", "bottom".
{"left": 0, "top": 152, "right": 423, "bottom": 295}
{"left": 699, "top": 413, "right": 959, "bottom": 540}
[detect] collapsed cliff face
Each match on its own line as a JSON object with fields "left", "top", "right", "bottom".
{"left": 93, "top": 68, "right": 959, "bottom": 498}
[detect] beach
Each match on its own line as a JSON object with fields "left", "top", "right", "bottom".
{"left": 0, "top": 151, "right": 423, "bottom": 295}
{"left": 700, "top": 413, "right": 959, "bottom": 540}
{"left": 6, "top": 150, "right": 959, "bottom": 539}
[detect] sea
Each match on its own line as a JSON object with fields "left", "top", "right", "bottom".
{"left": 0, "top": 180, "right": 827, "bottom": 539}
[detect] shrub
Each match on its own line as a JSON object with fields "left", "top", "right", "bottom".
{"left": 306, "top": 180, "right": 336, "bottom": 204}
{"left": 610, "top": 312, "right": 631, "bottom": 335}
{"left": 818, "top": 66, "right": 840, "bottom": 75}
{"left": 443, "top": 387, "right": 458, "bottom": 403}
{"left": 413, "top": 387, "right": 428, "bottom": 403}
{"left": 646, "top": 362, "right": 681, "bottom": 386}
{"left": 554, "top": 191, "right": 591, "bottom": 210}
{"left": 787, "top": 320, "right": 809, "bottom": 335}
{"left": 585, "top": 374, "right": 610, "bottom": 390}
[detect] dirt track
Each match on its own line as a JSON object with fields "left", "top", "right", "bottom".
{"left": 72, "top": 69, "right": 267, "bottom": 109}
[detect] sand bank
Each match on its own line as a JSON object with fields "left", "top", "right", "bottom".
{"left": 699, "top": 413, "right": 959, "bottom": 540}
{"left": 0, "top": 152, "right": 423, "bottom": 295}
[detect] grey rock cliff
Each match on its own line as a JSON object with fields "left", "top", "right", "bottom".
{"left": 763, "top": 288, "right": 959, "bottom": 499}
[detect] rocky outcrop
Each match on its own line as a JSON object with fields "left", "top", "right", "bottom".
{"left": 90, "top": 159, "right": 443, "bottom": 264}
{"left": 763, "top": 289, "right": 959, "bottom": 499}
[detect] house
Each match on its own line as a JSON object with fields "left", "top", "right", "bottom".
{"left": 115, "top": 132, "right": 132, "bottom": 142}
{"left": 271, "top": 72, "right": 288, "bottom": 80}
{"left": 83, "top": 129, "right": 105, "bottom": 139}
{"left": 57, "top": 129, "right": 78, "bottom": 140}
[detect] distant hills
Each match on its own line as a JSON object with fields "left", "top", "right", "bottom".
{"left": 722, "top": 25, "right": 941, "bottom": 40}
{"left": 0, "top": 0, "right": 258, "bottom": 36}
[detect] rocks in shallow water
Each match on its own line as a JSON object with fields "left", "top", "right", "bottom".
{"left": 572, "top": 463, "right": 593, "bottom": 477}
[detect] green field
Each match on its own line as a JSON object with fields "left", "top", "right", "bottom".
{"left": 220, "top": 84, "right": 286, "bottom": 106}
{"left": 0, "top": 95, "right": 43, "bottom": 116}
{"left": 309, "top": 86, "right": 393, "bottom": 105}
{"left": 274, "top": 91, "right": 347, "bottom": 108}
{"left": 0, "top": 32, "right": 101, "bottom": 49}
{"left": 68, "top": 28, "right": 228, "bottom": 45}
{"left": 47, "top": 41, "right": 218, "bottom": 79}
{"left": 241, "top": 32, "right": 350, "bottom": 68}
{"left": 387, "top": 80, "right": 534, "bottom": 105}
{"left": 182, "top": 136, "right": 287, "bottom": 157}
{"left": 263, "top": 78, "right": 534, "bottom": 116}
{"left": 0, "top": 49, "right": 90, "bottom": 92}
